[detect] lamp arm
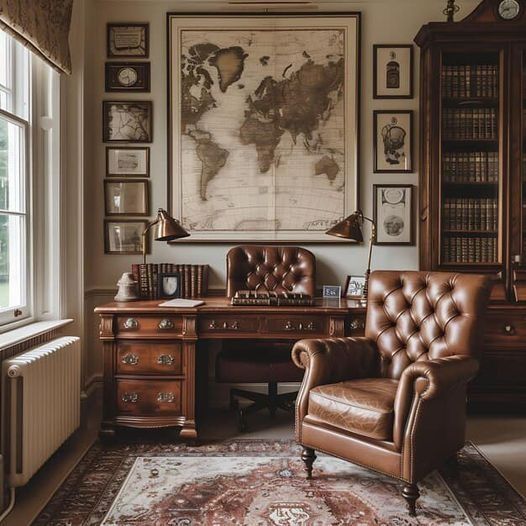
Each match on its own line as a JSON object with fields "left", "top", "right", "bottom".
{"left": 363, "top": 218, "right": 376, "bottom": 300}
{"left": 142, "top": 217, "right": 159, "bottom": 265}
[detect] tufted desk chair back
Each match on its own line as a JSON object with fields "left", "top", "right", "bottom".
{"left": 226, "top": 246, "right": 316, "bottom": 298}
{"left": 366, "top": 270, "right": 492, "bottom": 380}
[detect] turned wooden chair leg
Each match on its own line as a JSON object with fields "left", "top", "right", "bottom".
{"left": 402, "top": 483, "right": 420, "bottom": 517}
{"left": 301, "top": 447, "right": 316, "bottom": 479}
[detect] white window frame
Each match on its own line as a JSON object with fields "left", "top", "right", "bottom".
{"left": 0, "top": 32, "right": 62, "bottom": 332}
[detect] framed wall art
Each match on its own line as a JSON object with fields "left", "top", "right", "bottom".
{"left": 106, "top": 147, "right": 150, "bottom": 177}
{"left": 107, "top": 23, "right": 149, "bottom": 58}
{"left": 373, "top": 184, "right": 415, "bottom": 245}
{"left": 374, "top": 110, "right": 413, "bottom": 173}
{"left": 167, "top": 12, "right": 361, "bottom": 242}
{"left": 102, "top": 101, "right": 152, "bottom": 143}
{"left": 104, "top": 219, "right": 149, "bottom": 255}
{"left": 104, "top": 180, "right": 150, "bottom": 216}
{"left": 105, "top": 62, "right": 151, "bottom": 92}
{"left": 373, "top": 45, "right": 413, "bottom": 99}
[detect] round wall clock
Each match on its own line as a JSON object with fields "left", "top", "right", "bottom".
{"left": 498, "top": 0, "right": 521, "bottom": 20}
{"left": 117, "top": 67, "right": 138, "bottom": 87}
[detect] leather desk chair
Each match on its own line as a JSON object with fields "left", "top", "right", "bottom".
{"left": 292, "top": 270, "right": 491, "bottom": 516}
{"left": 216, "top": 246, "right": 316, "bottom": 431}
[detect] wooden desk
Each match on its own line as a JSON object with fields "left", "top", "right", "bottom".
{"left": 95, "top": 297, "right": 366, "bottom": 440}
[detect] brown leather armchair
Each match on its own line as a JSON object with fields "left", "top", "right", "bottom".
{"left": 216, "top": 246, "right": 315, "bottom": 430}
{"left": 292, "top": 270, "right": 491, "bottom": 516}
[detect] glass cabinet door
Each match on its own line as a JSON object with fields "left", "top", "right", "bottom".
{"left": 440, "top": 51, "right": 502, "bottom": 268}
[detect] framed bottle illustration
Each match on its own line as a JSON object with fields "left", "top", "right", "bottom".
{"left": 373, "top": 45, "right": 413, "bottom": 99}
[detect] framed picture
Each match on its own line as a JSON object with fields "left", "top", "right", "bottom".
{"left": 323, "top": 285, "right": 342, "bottom": 299}
{"left": 373, "top": 45, "right": 413, "bottom": 99}
{"left": 105, "top": 62, "right": 151, "bottom": 92}
{"left": 107, "top": 23, "right": 149, "bottom": 58}
{"left": 102, "top": 101, "right": 152, "bottom": 143}
{"left": 374, "top": 110, "right": 413, "bottom": 173}
{"left": 104, "top": 180, "right": 149, "bottom": 216}
{"left": 167, "top": 12, "right": 361, "bottom": 242}
{"left": 104, "top": 219, "right": 149, "bottom": 255}
{"left": 373, "top": 184, "right": 415, "bottom": 245}
{"left": 158, "top": 272, "right": 181, "bottom": 299}
{"left": 344, "top": 275, "right": 366, "bottom": 298}
{"left": 106, "top": 147, "right": 150, "bottom": 177}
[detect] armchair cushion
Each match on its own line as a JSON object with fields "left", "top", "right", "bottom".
{"left": 308, "top": 378, "right": 399, "bottom": 441}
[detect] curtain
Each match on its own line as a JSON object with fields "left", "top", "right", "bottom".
{"left": 0, "top": 0, "right": 73, "bottom": 74}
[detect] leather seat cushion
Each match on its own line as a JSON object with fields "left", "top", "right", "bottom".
{"left": 216, "top": 346, "right": 305, "bottom": 383}
{"left": 308, "top": 378, "right": 399, "bottom": 441}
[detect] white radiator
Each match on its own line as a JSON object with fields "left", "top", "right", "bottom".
{"left": 2, "top": 336, "right": 81, "bottom": 487}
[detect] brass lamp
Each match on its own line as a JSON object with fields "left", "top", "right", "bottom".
{"left": 326, "top": 211, "right": 376, "bottom": 300}
{"left": 142, "top": 208, "right": 190, "bottom": 264}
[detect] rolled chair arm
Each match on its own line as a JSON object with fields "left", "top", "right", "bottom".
{"left": 293, "top": 337, "right": 380, "bottom": 440}
{"left": 398, "top": 355, "right": 479, "bottom": 401}
{"left": 392, "top": 355, "right": 479, "bottom": 449}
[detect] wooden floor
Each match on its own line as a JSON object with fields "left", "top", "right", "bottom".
{"left": 4, "top": 390, "right": 526, "bottom": 525}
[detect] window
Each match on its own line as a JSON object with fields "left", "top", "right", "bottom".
{"left": 0, "top": 29, "right": 61, "bottom": 331}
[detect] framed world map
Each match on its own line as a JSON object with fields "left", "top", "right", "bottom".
{"left": 167, "top": 13, "right": 360, "bottom": 242}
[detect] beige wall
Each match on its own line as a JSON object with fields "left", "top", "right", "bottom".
{"left": 81, "top": 0, "right": 479, "bottom": 386}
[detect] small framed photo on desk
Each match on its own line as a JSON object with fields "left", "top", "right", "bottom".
{"left": 323, "top": 285, "right": 342, "bottom": 299}
{"left": 158, "top": 272, "right": 181, "bottom": 299}
{"left": 344, "top": 275, "right": 366, "bottom": 299}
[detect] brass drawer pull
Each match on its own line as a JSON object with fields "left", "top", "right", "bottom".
{"left": 123, "top": 318, "right": 139, "bottom": 330}
{"left": 298, "top": 322, "right": 315, "bottom": 331}
{"left": 157, "top": 354, "right": 175, "bottom": 366}
{"left": 503, "top": 324, "right": 515, "bottom": 335}
{"left": 158, "top": 319, "right": 175, "bottom": 330}
{"left": 157, "top": 392, "right": 176, "bottom": 403}
{"left": 122, "top": 392, "right": 138, "bottom": 403}
{"left": 285, "top": 321, "right": 294, "bottom": 330}
{"left": 350, "top": 318, "right": 365, "bottom": 331}
{"left": 209, "top": 320, "right": 239, "bottom": 330}
{"left": 121, "top": 353, "right": 139, "bottom": 366}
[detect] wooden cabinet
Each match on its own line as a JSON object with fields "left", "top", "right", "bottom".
{"left": 415, "top": 0, "right": 526, "bottom": 411}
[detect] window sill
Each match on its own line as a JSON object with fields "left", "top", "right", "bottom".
{"left": 0, "top": 319, "right": 73, "bottom": 352}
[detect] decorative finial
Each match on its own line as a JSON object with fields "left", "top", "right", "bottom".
{"left": 443, "top": 0, "right": 460, "bottom": 22}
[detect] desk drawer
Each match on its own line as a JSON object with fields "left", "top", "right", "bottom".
{"left": 117, "top": 379, "right": 183, "bottom": 416}
{"left": 117, "top": 342, "right": 183, "bottom": 375}
{"left": 116, "top": 316, "right": 182, "bottom": 337}
{"left": 484, "top": 314, "right": 526, "bottom": 346}
{"left": 198, "top": 315, "right": 259, "bottom": 335}
{"left": 265, "top": 316, "right": 325, "bottom": 335}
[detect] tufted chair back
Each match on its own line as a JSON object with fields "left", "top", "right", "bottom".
{"left": 366, "top": 270, "right": 491, "bottom": 380}
{"left": 226, "top": 246, "right": 316, "bottom": 298}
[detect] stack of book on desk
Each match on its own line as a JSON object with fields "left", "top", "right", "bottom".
{"left": 131, "top": 263, "right": 209, "bottom": 299}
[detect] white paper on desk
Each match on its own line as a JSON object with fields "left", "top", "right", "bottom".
{"left": 159, "top": 299, "right": 205, "bottom": 307}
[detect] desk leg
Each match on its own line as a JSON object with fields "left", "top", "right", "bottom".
{"left": 180, "top": 420, "right": 198, "bottom": 440}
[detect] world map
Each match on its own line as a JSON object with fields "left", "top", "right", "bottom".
{"left": 178, "top": 29, "right": 347, "bottom": 235}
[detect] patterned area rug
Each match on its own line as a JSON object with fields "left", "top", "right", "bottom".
{"left": 34, "top": 440, "right": 526, "bottom": 525}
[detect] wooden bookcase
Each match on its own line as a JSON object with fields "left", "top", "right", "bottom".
{"left": 415, "top": 0, "right": 526, "bottom": 412}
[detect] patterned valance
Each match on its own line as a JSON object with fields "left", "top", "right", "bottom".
{"left": 0, "top": 0, "right": 73, "bottom": 74}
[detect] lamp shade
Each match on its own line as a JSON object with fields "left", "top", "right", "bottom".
{"left": 151, "top": 209, "right": 190, "bottom": 241}
{"left": 326, "top": 212, "right": 364, "bottom": 242}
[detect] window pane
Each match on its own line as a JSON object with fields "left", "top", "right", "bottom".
{"left": 0, "top": 213, "right": 25, "bottom": 310}
{"left": 0, "top": 116, "right": 25, "bottom": 212}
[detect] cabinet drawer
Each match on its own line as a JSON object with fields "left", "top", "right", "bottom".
{"left": 265, "top": 316, "right": 325, "bottom": 335}
{"left": 198, "top": 316, "right": 259, "bottom": 334}
{"left": 116, "top": 316, "right": 182, "bottom": 337}
{"left": 116, "top": 342, "right": 183, "bottom": 375}
{"left": 484, "top": 315, "right": 526, "bottom": 346}
{"left": 117, "top": 379, "right": 183, "bottom": 416}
